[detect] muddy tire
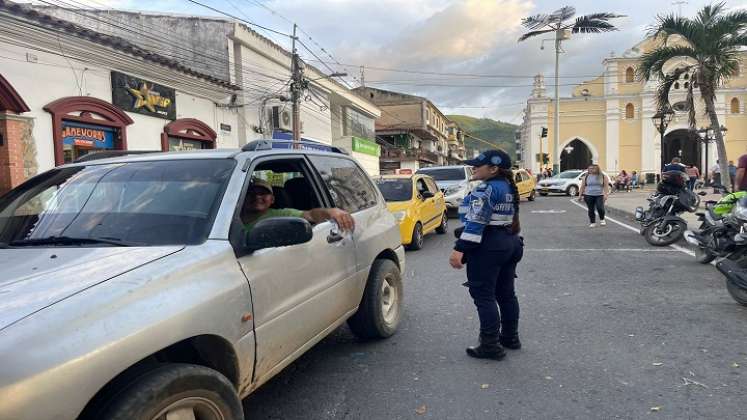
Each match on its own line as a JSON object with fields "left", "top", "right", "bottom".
{"left": 101, "top": 364, "right": 242, "bottom": 420}
{"left": 695, "top": 247, "right": 717, "bottom": 264}
{"left": 726, "top": 279, "right": 747, "bottom": 306}
{"left": 348, "top": 259, "right": 403, "bottom": 339}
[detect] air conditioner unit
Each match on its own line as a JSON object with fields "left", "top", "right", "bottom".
{"left": 268, "top": 106, "right": 293, "bottom": 132}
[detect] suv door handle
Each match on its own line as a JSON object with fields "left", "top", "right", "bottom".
{"left": 327, "top": 232, "right": 344, "bottom": 243}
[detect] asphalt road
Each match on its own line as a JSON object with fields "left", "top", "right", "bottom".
{"left": 243, "top": 196, "right": 746, "bottom": 419}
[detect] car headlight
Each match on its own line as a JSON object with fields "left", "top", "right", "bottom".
{"left": 392, "top": 211, "right": 407, "bottom": 221}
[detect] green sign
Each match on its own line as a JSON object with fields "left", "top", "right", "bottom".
{"left": 352, "top": 137, "right": 380, "bottom": 157}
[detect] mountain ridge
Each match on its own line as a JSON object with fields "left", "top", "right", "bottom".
{"left": 447, "top": 115, "right": 518, "bottom": 157}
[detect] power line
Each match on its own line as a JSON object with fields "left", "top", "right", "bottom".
{"left": 301, "top": 58, "right": 631, "bottom": 79}
{"left": 243, "top": 0, "right": 355, "bottom": 86}
{"left": 22, "top": 0, "right": 293, "bottom": 97}
{"left": 184, "top": 0, "right": 291, "bottom": 38}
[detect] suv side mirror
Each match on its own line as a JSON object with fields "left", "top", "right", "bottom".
{"left": 244, "top": 217, "right": 313, "bottom": 253}
{"left": 421, "top": 190, "right": 435, "bottom": 199}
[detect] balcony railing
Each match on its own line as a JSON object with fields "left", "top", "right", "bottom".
{"left": 381, "top": 148, "right": 440, "bottom": 163}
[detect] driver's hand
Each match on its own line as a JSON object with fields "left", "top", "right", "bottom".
{"left": 329, "top": 208, "right": 355, "bottom": 232}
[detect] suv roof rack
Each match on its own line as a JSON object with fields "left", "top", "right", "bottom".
{"left": 73, "top": 150, "right": 162, "bottom": 163}
{"left": 241, "top": 139, "right": 347, "bottom": 155}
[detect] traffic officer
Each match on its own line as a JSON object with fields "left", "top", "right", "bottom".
{"left": 449, "top": 149, "right": 524, "bottom": 360}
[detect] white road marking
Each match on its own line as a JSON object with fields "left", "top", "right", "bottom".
{"left": 568, "top": 199, "right": 696, "bottom": 257}
{"left": 531, "top": 210, "right": 567, "bottom": 214}
{"left": 526, "top": 248, "right": 679, "bottom": 252}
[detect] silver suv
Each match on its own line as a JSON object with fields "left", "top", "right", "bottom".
{"left": 416, "top": 165, "right": 479, "bottom": 210}
{"left": 0, "top": 140, "right": 405, "bottom": 420}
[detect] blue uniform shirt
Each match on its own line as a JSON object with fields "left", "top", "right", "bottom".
{"left": 455, "top": 178, "right": 515, "bottom": 252}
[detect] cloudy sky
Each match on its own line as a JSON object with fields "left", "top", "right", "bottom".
{"left": 100, "top": 0, "right": 740, "bottom": 124}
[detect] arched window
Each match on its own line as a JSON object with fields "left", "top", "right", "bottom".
{"left": 625, "top": 67, "right": 635, "bottom": 83}
{"left": 684, "top": 73, "right": 689, "bottom": 80}
{"left": 625, "top": 103, "right": 635, "bottom": 119}
{"left": 44, "top": 96, "right": 133, "bottom": 165}
{"left": 161, "top": 118, "right": 217, "bottom": 151}
{"left": 684, "top": 82, "right": 690, "bottom": 89}
{"left": 674, "top": 82, "right": 680, "bottom": 89}
{"left": 732, "top": 98, "right": 741, "bottom": 114}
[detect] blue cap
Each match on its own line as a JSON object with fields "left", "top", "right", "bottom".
{"left": 463, "top": 149, "right": 512, "bottom": 169}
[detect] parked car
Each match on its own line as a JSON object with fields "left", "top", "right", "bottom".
{"left": 512, "top": 168, "right": 537, "bottom": 201}
{"left": 375, "top": 174, "right": 448, "bottom": 250}
{"left": 416, "top": 165, "right": 479, "bottom": 210}
{"left": 536, "top": 169, "right": 614, "bottom": 197}
{"left": 0, "top": 139, "right": 406, "bottom": 420}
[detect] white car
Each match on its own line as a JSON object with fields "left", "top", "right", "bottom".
{"left": 536, "top": 170, "right": 614, "bottom": 197}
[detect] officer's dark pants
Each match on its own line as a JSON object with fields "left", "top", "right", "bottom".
{"left": 465, "top": 229, "right": 524, "bottom": 335}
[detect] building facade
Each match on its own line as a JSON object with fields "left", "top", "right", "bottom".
{"left": 0, "top": 1, "right": 241, "bottom": 194}
{"left": 520, "top": 37, "right": 747, "bottom": 179}
{"left": 353, "top": 87, "right": 461, "bottom": 174}
{"left": 31, "top": 6, "right": 382, "bottom": 175}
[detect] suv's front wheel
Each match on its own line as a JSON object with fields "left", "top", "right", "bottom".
{"left": 348, "top": 259, "right": 403, "bottom": 339}
{"left": 101, "top": 364, "right": 243, "bottom": 420}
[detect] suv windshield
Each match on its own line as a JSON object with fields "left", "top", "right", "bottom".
{"left": 556, "top": 171, "right": 582, "bottom": 179}
{"left": 375, "top": 178, "right": 413, "bottom": 202}
{"left": 0, "top": 159, "right": 235, "bottom": 247}
{"left": 416, "top": 168, "right": 465, "bottom": 181}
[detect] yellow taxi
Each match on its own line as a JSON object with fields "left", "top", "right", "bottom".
{"left": 374, "top": 174, "right": 448, "bottom": 250}
{"left": 512, "top": 168, "right": 537, "bottom": 201}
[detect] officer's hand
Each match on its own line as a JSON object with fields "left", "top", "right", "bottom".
{"left": 449, "top": 250, "right": 464, "bottom": 269}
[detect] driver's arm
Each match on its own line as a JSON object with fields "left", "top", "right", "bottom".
{"left": 303, "top": 208, "right": 355, "bottom": 232}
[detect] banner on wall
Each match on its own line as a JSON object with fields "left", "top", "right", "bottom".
{"left": 61, "top": 121, "right": 115, "bottom": 149}
{"left": 111, "top": 71, "right": 176, "bottom": 120}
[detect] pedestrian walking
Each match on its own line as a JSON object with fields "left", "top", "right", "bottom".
{"left": 685, "top": 164, "right": 700, "bottom": 191}
{"left": 729, "top": 160, "right": 737, "bottom": 192}
{"left": 711, "top": 160, "right": 722, "bottom": 192}
{"left": 449, "top": 149, "right": 524, "bottom": 361}
{"left": 578, "top": 164, "right": 610, "bottom": 227}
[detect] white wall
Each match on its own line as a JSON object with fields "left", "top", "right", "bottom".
{"left": 1, "top": 41, "right": 239, "bottom": 173}
{"left": 353, "top": 152, "right": 380, "bottom": 176}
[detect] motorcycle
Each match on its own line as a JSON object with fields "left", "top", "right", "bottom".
{"left": 634, "top": 176, "right": 699, "bottom": 246}
{"left": 684, "top": 187, "right": 747, "bottom": 264}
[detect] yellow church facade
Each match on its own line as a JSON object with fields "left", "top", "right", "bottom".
{"left": 519, "top": 37, "right": 747, "bottom": 180}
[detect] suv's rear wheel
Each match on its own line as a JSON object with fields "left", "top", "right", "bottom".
{"left": 407, "top": 223, "right": 424, "bottom": 250}
{"left": 101, "top": 364, "right": 243, "bottom": 420}
{"left": 348, "top": 259, "right": 403, "bottom": 339}
{"left": 528, "top": 190, "right": 536, "bottom": 201}
{"left": 567, "top": 185, "right": 579, "bottom": 197}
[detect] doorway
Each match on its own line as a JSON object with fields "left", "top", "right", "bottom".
{"left": 560, "top": 139, "right": 593, "bottom": 171}
{"left": 662, "top": 129, "right": 700, "bottom": 171}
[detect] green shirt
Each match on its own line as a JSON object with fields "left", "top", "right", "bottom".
{"left": 244, "top": 208, "right": 305, "bottom": 231}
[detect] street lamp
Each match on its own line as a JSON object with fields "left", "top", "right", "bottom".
{"left": 651, "top": 106, "right": 674, "bottom": 170}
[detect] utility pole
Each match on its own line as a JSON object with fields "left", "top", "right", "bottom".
{"left": 552, "top": 29, "right": 565, "bottom": 176}
{"left": 290, "top": 23, "right": 303, "bottom": 146}
{"left": 359, "top": 65, "right": 365, "bottom": 87}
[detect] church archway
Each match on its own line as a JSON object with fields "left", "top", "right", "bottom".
{"left": 662, "top": 129, "right": 700, "bottom": 172}
{"left": 560, "top": 138, "right": 593, "bottom": 171}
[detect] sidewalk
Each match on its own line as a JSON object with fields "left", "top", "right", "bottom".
{"left": 603, "top": 187, "right": 722, "bottom": 227}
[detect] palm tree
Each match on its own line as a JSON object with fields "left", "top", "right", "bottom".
{"left": 519, "top": 7, "right": 624, "bottom": 174}
{"left": 639, "top": 2, "right": 747, "bottom": 183}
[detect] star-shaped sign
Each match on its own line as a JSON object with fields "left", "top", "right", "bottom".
{"left": 127, "top": 83, "right": 171, "bottom": 113}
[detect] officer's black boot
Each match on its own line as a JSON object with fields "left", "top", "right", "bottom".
{"left": 499, "top": 320, "right": 521, "bottom": 350}
{"left": 466, "top": 332, "right": 506, "bottom": 360}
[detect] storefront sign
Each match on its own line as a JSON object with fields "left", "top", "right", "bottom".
{"left": 111, "top": 72, "right": 176, "bottom": 120}
{"left": 352, "top": 136, "right": 380, "bottom": 157}
{"left": 220, "top": 123, "right": 232, "bottom": 132}
{"left": 61, "top": 121, "right": 115, "bottom": 149}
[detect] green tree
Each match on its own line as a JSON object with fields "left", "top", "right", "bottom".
{"left": 638, "top": 2, "right": 747, "bottom": 180}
